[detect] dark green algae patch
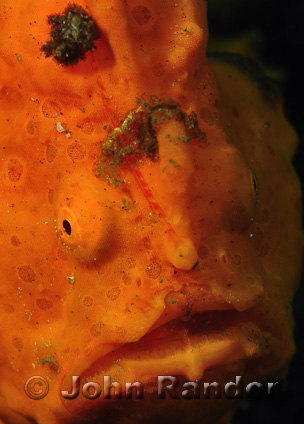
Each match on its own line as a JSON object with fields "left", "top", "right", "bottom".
{"left": 41, "top": 3, "right": 101, "bottom": 66}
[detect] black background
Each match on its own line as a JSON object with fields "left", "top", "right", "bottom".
{"left": 207, "top": 0, "right": 304, "bottom": 423}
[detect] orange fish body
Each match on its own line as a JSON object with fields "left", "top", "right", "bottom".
{"left": 0, "top": 1, "right": 302, "bottom": 423}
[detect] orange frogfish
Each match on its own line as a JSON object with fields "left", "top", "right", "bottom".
{"left": 0, "top": 1, "right": 303, "bottom": 423}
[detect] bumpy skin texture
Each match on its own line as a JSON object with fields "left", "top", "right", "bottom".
{"left": 0, "top": 1, "right": 303, "bottom": 423}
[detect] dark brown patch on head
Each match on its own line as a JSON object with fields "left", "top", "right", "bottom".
{"left": 131, "top": 6, "right": 151, "bottom": 25}
{"left": 18, "top": 266, "right": 35, "bottom": 282}
{"left": 8, "top": 159, "right": 23, "bottom": 182}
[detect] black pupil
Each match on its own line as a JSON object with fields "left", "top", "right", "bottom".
{"left": 63, "top": 220, "right": 72, "bottom": 235}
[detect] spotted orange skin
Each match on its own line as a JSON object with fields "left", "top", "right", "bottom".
{"left": 0, "top": 1, "right": 303, "bottom": 423}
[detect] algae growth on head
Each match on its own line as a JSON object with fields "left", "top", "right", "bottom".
{"left": 0, "top": 0, "right": 302, "bottom": 423}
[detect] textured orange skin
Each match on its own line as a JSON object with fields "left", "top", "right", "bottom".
{"left": 0, "top": 1, "right": 303, "bottom": 423}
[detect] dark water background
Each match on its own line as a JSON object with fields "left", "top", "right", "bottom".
{"left": 207, "top": 0, "right": 304, "bottom": 423}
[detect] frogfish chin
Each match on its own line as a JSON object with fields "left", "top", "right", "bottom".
{"left": 0, "top": 1, "right": 302, "bottom": 423}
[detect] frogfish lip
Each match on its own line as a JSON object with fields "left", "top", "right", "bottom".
{"left": 59, "top": 290, "right": 266, "bottom": 419}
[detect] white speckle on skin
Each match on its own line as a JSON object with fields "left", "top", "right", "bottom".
{"left": 66, "top": 274, "right": 75, "bottom": 284}
{"left": 56, "top": 122, "right": 65, "bottom": 133}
